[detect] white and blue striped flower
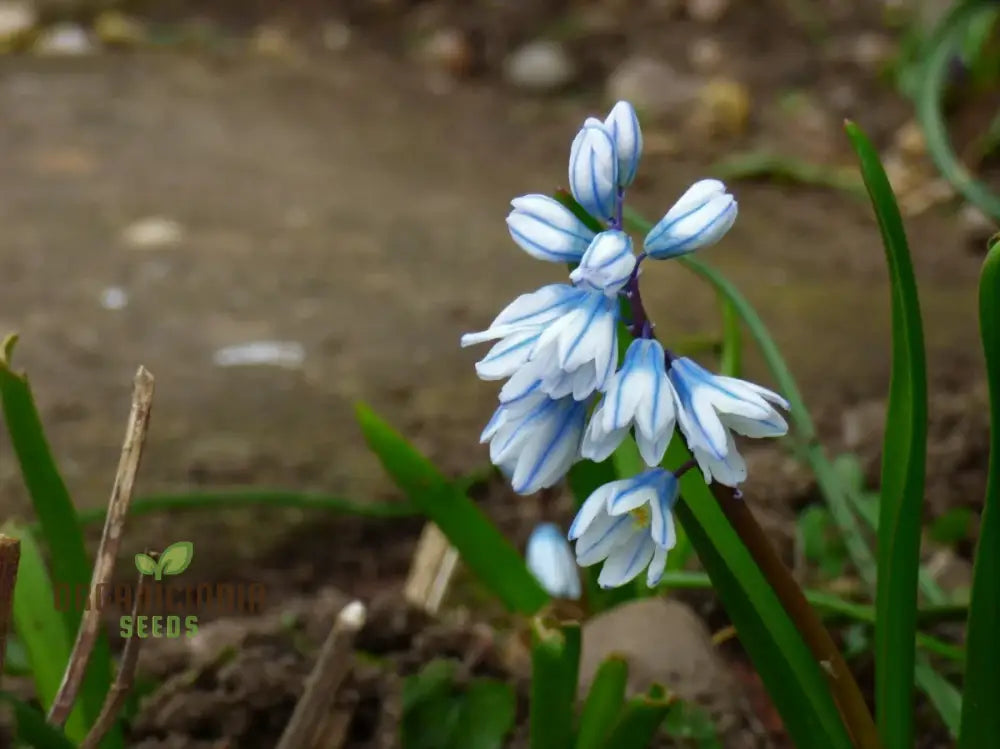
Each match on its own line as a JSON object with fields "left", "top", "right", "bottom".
{"left": 461, "top": 284, "right": 591, "bottom": 380}
{"left": 568, "top": 468, "right": 679, "bottom": 588}
{"left": 644, "top": 179, "right": 737, "bottom": 260}
{"left": 569, "top": 118, "right": 619, "bottom": 222}
{"left": 668, "top": 357, "right": 789, "bottom": 487}
{"left": 498, "top": 290, "right": 619, "bottom": 402}
{"left": 482, "top": 392, "right": 587, "bottom": 495}
{"left": 506, "top": 194, "right": 597, "bottom": 263}
{"left": 526, "top": 522, "right": 582, "bottom": 600}
{"left": 569, "top": 230, "right": 636, "bottom": 296}
{"left": 604, "top": 100, "right": 643, "bottom": 188}
{"left": 581, "top": 338, "right": 677, "bottom": 466}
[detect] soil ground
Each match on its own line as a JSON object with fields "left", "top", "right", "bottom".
{"left": 0, "top": 0, "right": 992, "bottom": 746}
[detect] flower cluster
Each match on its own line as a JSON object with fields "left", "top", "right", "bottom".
{"left": 462, "top": 101, "right": 789, "bottom": 589}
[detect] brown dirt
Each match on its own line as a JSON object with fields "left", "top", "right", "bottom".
{"left": 0, "top": 0, "right": 993, "bottom": 746}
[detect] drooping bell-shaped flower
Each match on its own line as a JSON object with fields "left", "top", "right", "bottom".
{"left": 668, "top": 357, "right": 789, "bottom": 487}
{"left": 568, "top": 118, "right": 619, "bottom": 222}
{"left": 581, "top": 338, "right": 677, "bottom": 466}
{"left": 568, "top": 468, "right": 679, "bottom": 588}
{"left": 526, "top": 522, "right": 582, "bottom": 600}
{"left": 506, "top": 194, "right": 597, "bottom": 263}
{"left": 644, "top": 179, "right": 737, "bottom": 260}
{"left": 482, "top": 392, "right": 587, "bottom": 495}
{"left": 569, "top": 230, "right": 636, "bottom": 296}
{"left": 604, "top": 100, "right": 643, "bottom": 188}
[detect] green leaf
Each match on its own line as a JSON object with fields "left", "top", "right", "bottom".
{"left": 156, "top": 541, "right": 194, "bottom": 578}
{"left": 847, "top": 120, "right": 929, "bottom": 749}
{"left": 915, "top": 0, "right": 1000, "bottom": 223}
{"left": 575, "top": 656, "right": 628, "bottom": 749}
{"left": 4, "top": 524, "right": 88, "bottom": 742}
{"left": 0, "top": 336, "right": 119, "bottom": 747}
{"left": 529, "top": 618, "right": 581, "bottom": 749}
{"left": 355, "top": 402, "right": 548, "bottom": 614}
{"left": 133, "top": 553, "right": 157, "bottom": 576}
{"left": 604, "top": 685, "right": 673, "bottom": 748}
{"left": 664, "top": 442, "right": 855, "bottom": 749}
{"left": 401, "top": 661, "right": 463, "bottom": 749}
{"left": 929, "top": 507, "right": 974, "bottom": 546}
{"left": 662, "top": 700, "right": 721, "bottom": 747}
{"left": 0, "top": 692, "right": 76, "bottom": 749}
{"left": 959, "top": 239, "right": 1000, "bottom": 748}
{"left": 452, "top": 679, "right": 517, "bottom": 749}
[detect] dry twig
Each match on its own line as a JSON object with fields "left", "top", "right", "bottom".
{"left": 0, "top": 535, "right": 21, "bottom": 682}
{"left": 404, "top": 523, "right": 459, "bottom": 614}
{"left": 275, "top": 600, "right": 366, "bottom": 749}
{"left": 79, "top": 570, "right": 150, "bottom": 749}
{"left": 48, "top": 367, "right": 155, "bottom": 726}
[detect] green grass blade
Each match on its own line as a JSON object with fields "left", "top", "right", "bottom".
{"left": 355, "top": 402, "right": 548, "bottom": 614}
{"left": 915, "top": 662, "right": 962, "bottom": 739}
{"left": 0, "top": 692, "right": 76, "bottom": 749}
{"left": 915, "top": 0, "right": 1000, "bottom": 222}
{"left": 575, "top": 656, "right": 628, "bottom": 749}
{"left": 847, "top": 121, "right": 929, "bottom": 749}
{"left": 603, "top": 685, "right": 673, "bottom": 749}
{"left": 0, "top": 336, "right": 119, "bottom": 747}
{"left": 664, "top": 442, "right": 855, "bottom": 749}
{"left": 4, "top": 525, "right": 88, "bottom": 742}
{"left": 452, "top": 679, "right": 517, "bottom": 749}
{"left": 958, "top": 240, "right": 1000, "bottom": 747}
{"left": 529, "top": 619, "right": 581, "bottom": 749}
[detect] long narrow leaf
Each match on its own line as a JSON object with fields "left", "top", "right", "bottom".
{"left": 847, "top": 121, "right": 929, "bottom": 748}
{"left": 355, "top": 402, "right": 548, "bottom": 614}
{"left": 0, "top": 335, "right": 118, "bottom": 746}
{"left": 4, "top": 525, "right": 88, "bottom": 742}
{"left": 958, "top": 240, "right": 1000, "bottom": 747}
{"left": 0, "top": 692, "right": 76, "bottom": 749}
{"left": 604, "top": 685, "right": 673, "bottom": 748}
{"left": 575, "top": 656, "right": 628, "bottom": 749}
{"left": 529, "top": 619, "right": 581, "bottom": 749}
{"left": 665, "top": 442, "right": 855, "bottom": 749}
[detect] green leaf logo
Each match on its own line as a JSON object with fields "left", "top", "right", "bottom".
{"left": 135, "top": 541, "right": 195, "bottom": 581}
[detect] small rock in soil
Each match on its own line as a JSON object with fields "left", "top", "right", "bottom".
{"left": 503, "top": 39, "right": 576, "bottom": 93}
{"left": 417, "top": 27, "right": 474, "bottom": 78}
{"left": 688, "top": 76, "right": 752, "bottom": 139}
{"left": 34, "top": 23, "right": 94, "bottom": 55}
{"left": 686, "top": 0, "right": 731, "bottom": 24}
{"left": 688, "top": 36, "right": 724, "bottom": 74}
{"left": 959, "top": 203, "right": 996, "bottom": 252}
{"left": 94, "top": 11, "right": 145, "bottom": 47}
{"left": 0, "top": 1, "right": 34, "bottom": 47}
{"left": 606, "top": 56, "right": 699, "bottom": 119}
{"left": 122, "top": 216, "right": 185, "bottom": 248}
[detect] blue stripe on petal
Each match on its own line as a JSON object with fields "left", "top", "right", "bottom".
{"left": 513, "top": 399, "right": 584, "bottom": 493}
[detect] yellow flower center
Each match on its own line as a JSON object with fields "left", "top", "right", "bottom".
{"left": 630, "top": 506, "right": 650, "bottom": 529}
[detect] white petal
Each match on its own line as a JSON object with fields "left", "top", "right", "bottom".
{"left": 507, "top": 194, "right": 595, "bottom": 263}
{"left": 562, "top": 296, "right": 616, "bottom": 372}
{"left": 606, "top": 471, "right": 663, "bottom": 515}
{"left": 644, "top": 179, "right": 737, "bottom": 259}
{"left": 605, "top": 101, "right": 643, "bottom": 187}
{"left": 648, "top": 471, "right": 679, "bottom": 548}
{"left": 576, "top": 511, "right": 633, "bottom": 566}
{"left": 695, "top": 434, "right": 747, "bottom": 487}
{"left": 474, "top": 329, "right": 540, "bottom": 380}
{"left": 569, "top": 119, "right": 619, "bottom": 221}
{"left": 635, "top": 427, "right": 672, "bottom": 468}
{"left": 461, "top": 284, "right": 584, "bottom": 346}
{"left": 721, "top": 410, "right": 789, "bottom": 439}
{"left": 569, "top": 482, "right": 616, "bottom": 540}
{"left": 646, "top": 545, "right": 668, "bottom": 587}
{"left": 713, "top": 375, "right": 790, "bottom": 411}
{"left": 580, "top": 406, "right": 628, "bottom": 462}
{"left": 499, "top": 359, "right": 546, "bottom": 404}
{"left": 526, "top": 523, "right": 582, "bottom": 600}
{"left": 569, "top": 230, "right": 636, "bottom": 296}
{"left": 669, "top": 358, "right": 729, "bottom": 458}
{"left": 510, "top": 398, "right": 585, "bottom": 494}
{"left": 598, "top": 532, "right": 655, "bottom": 588}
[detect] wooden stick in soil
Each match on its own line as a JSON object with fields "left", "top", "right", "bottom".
{"left": 404, "top": 523, "right": 459, "bottom": 615}
{"left": 79, "top": 570, "right": 150, "bottom": 749}
{"left": 0, "top": 535, "right": 21, "bottom": 683}
{"left": 275, "top": 600, "right": 366, "bottom": 749}
{"left": 48, "top": 367, "right": 155, "bottom": 727}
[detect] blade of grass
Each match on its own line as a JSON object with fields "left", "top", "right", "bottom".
{"left": 915, "top": 0, "right": 1000, "bottom": 223}
{"left": 0, "top": 692, "right": 76, "bottom": 749}
{"left": 3, "top": 525, "right": 88, "bottom": 742}
{"left": 0, "top": 335, "right": 119, "bottom": 747}
{"left": 847, "top": 120, "right": 929, "bottom": 749}
{"left": 603, "top": 685, "right": 674, "bottom": 748}
{"left": 529, "top": 618, "right": 580, "bottom": 749}
{"left": 575, "top": 656, "right": 628, "bottom": 749}
{"left": 958, "top": 239, "right": 1000, "bottom": 747}
{"left": 355, "top": 402, "right": 548, "bottom": 615}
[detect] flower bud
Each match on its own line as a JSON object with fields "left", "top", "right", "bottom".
{"left": 643, "top": 179, "right": 737, "bottom": 259}
{"left": 604, "top": 101, "right": 643, "bottom": 188}
{"left": 569, "top": 230, "right": 636, "bottom": 295}
{"left": 526, "top": 523, "right": 581, "bottom": 600}
{"left": 568, "top": 118, "right": 619, "bottom": 222}
{"left": 506, "top": 194, "right": 596, "bottom": 263}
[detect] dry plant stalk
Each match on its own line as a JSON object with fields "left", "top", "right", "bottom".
{"left": 275, "top": 600, "right": 366, "bottom": 749}
{"left": 404, "top": 523, "right": 459, "bottom": 614}
{"left": 48, "top": 366, "right": 155, "bottom": 727}
{"left": 0, "top": 535, "right": 21, "bottom": 682}
{"left": 79, "top": 570, "right": 150, "bottom": 749}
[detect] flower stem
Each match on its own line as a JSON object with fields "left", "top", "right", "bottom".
{"left": 623, "top": 252, "right": 651, "bottom": 339}
{"left": 710, "top": 481, "right": 881, "bottom": 749}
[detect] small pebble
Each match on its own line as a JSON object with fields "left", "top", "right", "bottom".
{"left": 689, "top": 77, "right": 751, "bottom": 138}
{"left": 0, "top": 1, "right": 35, "bottom": 46}
{"left": 418, "top": 27, "right": 473, "bottom": 78}
{"left": 94, "top": 11, "right": 145, "bottom": 47}
{"left": 606, "top": 56, "right": 698, "bottom": 118}
{"left": 503, "top": 40, "right": 576, "bottom": 93}
{"left": 122, "top": 217, "right": 185, "bottom": 249}
{"left": 686, "top": 0, "right": 730, "bottom": 23}
{"left": 212, "top": 341, "right": 306, "bottom": 369}
{"left": 100, "top": 286, "right": 128, "bottom": 310}
{"left": 688, "top": 37, "right": 723, "bottom": 73}
{"left": 321, "top": 21, "right": 351, "bottom": 52}
{"left": 34, "top": 23, "right": 94, "bottom": 55}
